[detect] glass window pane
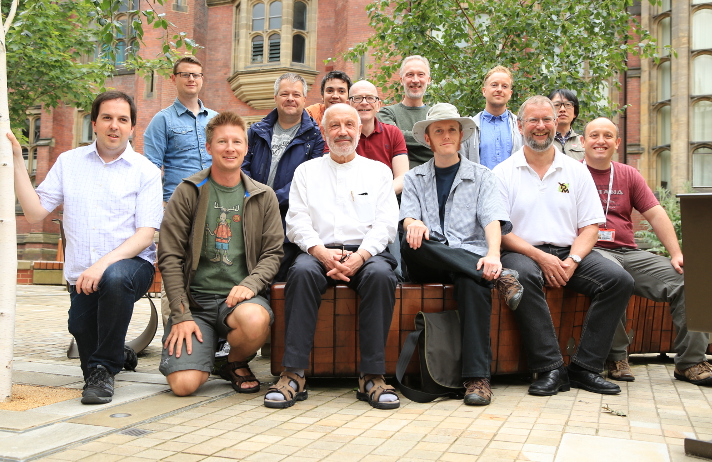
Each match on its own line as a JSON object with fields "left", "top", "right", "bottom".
{"left": 252, "top": 3, "right": 265, "bottom": 31}
{"left": 33, "top": 117, "right": 40, "bottom": 142}
{"left": 117, "top": 16, "right": 127, "bottom": 38}
{"left": 30, "top": 148, "right": 36, "bottom": 175}
{"left": 693, "top": 148, "right": 712, "bottom": 187}
{"left": 292, "top": 34, "right": 305, "bottom": 63}
{"left": 293, "top": 1, "right": 307, "bottom": 31}
{"left": 692, "top": 100, "right": 712, "bottom": 141}
{"left": 269, "top": 1, "right": 282, "bottom": 30}
{"left": 268, "top": 34, "right": 280, "bottom": 62}
{"left": 22, "top": 147, "right": 29, "bottom": 171}
{"left": 658, "top": 105, "right": 671, "bottom": 146}
{"left": 251, "top": 35, "right": 264, "bottom": 63}
{"left": 115, "top": 41, "right": 126, "bottom": 65}
{"left": 693, "top": 10, "right": 712, "bottom": 50}
{"left": 22, "top": 118, "right": 29, "bottom": 139}
{"left": 693, "top": 55, "right": 712, "bottom": 95}
{"left": 661, "top": 0, "right": 671, "bottom": 10}
{"left": 658, "top": 17, "right": 670, "bottom": 57}
{"left": 118, "top": 0, "right": 129, "bottom": 12}
{"left": 82, "top": 114, "right": 93, "bottom": 143}
{"left": 692, "top": 0, "right": 708, "bottom": 4}
{"left": 657, "top": 150, "right": 671, "bottom": 190}
{"left": 658, "top": 61, "right": 671, "bottom": 100}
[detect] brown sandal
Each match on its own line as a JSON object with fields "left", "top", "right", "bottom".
{"left": 264, "top": 371, "right": 308, "bottom": 408}
{"left": 220, "top": 360, "right": 260, "bottom": 393}
{"left": 357, "top": 374, "right": 400, "bottom": 410}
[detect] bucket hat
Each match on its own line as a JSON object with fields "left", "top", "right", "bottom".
{"left": 412, "top": 103, "right": 477, "bottom": 147}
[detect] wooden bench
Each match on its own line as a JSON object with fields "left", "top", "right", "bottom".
{"left": 270, "top": 283, "right": 710, "bottom": 377}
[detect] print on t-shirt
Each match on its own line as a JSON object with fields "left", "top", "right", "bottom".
{"left": 206, "top": 201, "right": 241, "bottom": 266}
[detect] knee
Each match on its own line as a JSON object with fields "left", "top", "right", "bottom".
{"left": 166, "top": 370, "right": 208, "bottom": 396}
{"left": 360, "top": 260, "right": 397, "bottom": 287}
{"left": 228, "top": 305, "right": 270, "bottom": 343}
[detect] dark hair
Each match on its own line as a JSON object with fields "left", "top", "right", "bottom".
{"left": 205, "top": 111, "right": 247, "bottom": 144}
{"left": 320, "top": 71, "right": 352, "bottom": 95}
{"left": 173, "top": 55, "right": 203, "bottom": 75}
{"left": 91, "top": 91, "right": 137, "bottom": 127}
{"left": 547, "top": 89, "right": 580, "bottom": 127}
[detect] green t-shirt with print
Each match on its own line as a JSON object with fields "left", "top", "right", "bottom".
{"left": 190, "top": 178, "right": 248, "bottom": 296}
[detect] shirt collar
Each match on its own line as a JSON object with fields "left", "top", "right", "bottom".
{"left": 85, "top": 140, "right": 137, "bottom": 165}
{"left": 482, "top": 109, "right": 506, "bottom": 122}
{"left": 173, "top": 98, "right": 207, "bottom": 116}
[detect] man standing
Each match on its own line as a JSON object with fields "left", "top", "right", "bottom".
{"left": 400, "top": 103, "right": 523, "bottom": 405}
{"left": 493, "top": 96, "right": 634, "bottom": 397}
{"left": 582, "top": 117, "right": 711, "bottom": 386}
{"left": 460, "top": 65, "right": 522, "bottom": 168}
{"left": 158, "top": 112, "right": 284, "bottom": 396}
{"left": 264, "top": 104, "right": 400, "bottom": 410}
{"left": 242, "top": 73, "right": 324, "bottom": 281}
{"left": 378, "top": 55, "right": 433, "bottom": 169}
{"left": 305, "top": 70, "right": 352, "bottom": 125}
{"left": 11, "top": 91, "right": 163, "bottom": 404}
{"left": 144, "top": 56, "right": 218, "bottom": 205}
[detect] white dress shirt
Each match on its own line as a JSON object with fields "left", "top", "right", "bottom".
{"left": 286, "top": 154, "right": 398, "bottom": 257}
{"left": 36, "top": 142, "right": 163, "bottom": 284}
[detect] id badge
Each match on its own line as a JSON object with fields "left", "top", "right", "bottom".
{"left": 598, "top": 228, "right": 616, "bottom": 242}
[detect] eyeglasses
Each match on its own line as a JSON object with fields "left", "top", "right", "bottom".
{"left": 174, "top": 72, "right": 204, "bottom": 80}
{"left": 349, "top": 95, "right": 380, "bottom": 104}
{"left": 553, "top": 101, "right": 574, "bottom": 109}
{"left": 523, "top": 117, "right": 556, "bottom": 126}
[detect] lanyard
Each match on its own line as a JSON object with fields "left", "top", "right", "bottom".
{"left": 584, "top": 160, "right": 614, "bottom": 228}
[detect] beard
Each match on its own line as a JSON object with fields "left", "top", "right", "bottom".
{"left": 404, "top": 84, "right": 426, "bottom": 100}
{"left": 525, "top": 132, "right": 554, "bottom": 152}
{"left": 327, "top": 135, "right": 359, "bottom": 158}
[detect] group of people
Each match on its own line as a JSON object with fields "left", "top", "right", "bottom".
{"left": 12, "top": 54, "right": 710, "bottom": 410}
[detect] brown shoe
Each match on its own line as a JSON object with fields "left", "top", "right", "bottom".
{"left": 464, "top": 378, "right": 492, "bottom": 406}
{"left": 674, "top": 361, "right": 712, "bottom": 386}
{"left": 494, "top": 269, "right": 523, "bottom": 310}
{"left": 606, "top": 359, "right": 635, "bottom": 382}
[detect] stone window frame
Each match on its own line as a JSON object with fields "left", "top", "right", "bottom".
{"left": 690, "top": 4, "right": 712, "bottom": 190}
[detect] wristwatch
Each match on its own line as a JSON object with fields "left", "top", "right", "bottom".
{"left": 567, "top": 254, "right": 582, "bottom": 264}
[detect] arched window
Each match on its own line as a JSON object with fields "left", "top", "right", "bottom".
{"left": 657, "top": 105, "right": 671, "bottom": 146}
{"left": 693, "top": 55, "right": 712, "bottom": 95}
{"left": 692, "top": 100, "right": 712, "bottom": 142}
{"left": 692, "top": 10, "right": 712, "bottom": 50}
{"left": 269, "top": 1, "right": 282, "bottom": 30}
{"left": 657, "top": 150, "right": 671, "bottom": 190}
{"left": 252, "top": 3, "right": 265, "bottom": 31}
{"left": 293, "top": 1, "right": 307, "bottom": 30}
{"left": 693, "top": 147, "right": 712, "bottom": 187}
{"left": 81, "top": 114, "right": 94, "bottom": 145}
{"left": 251, "top": 35, "right": 264, "bottom": 63}
{"left": 658, "top": 60, "right": 671, "bottom": 100}
{"left": 658, "top": 16, "right": 671, "bottom": 57}
{"left": 268, "top": 33, "right": 281, "bottom": 62}
{"left": 292, "top": 34, "right": 305, "bottom": 63}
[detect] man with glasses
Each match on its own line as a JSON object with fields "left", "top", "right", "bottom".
{"left": 305, "top": 70, "right": 352, "bottom": 125}
{"left": 264, "top": 104, "right": 400, "bottom": 410}
{"left": 492, "top": 96, "right": 634, "bottom": 397}
{"left": 461, "top": 65, "right": 522, "bottom": 169}
{"left": 548, "top": 89, "right": 585, "bottom": 160}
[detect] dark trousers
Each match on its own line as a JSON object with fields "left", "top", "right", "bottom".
{"left": 273, "top": 242, "right": 302, "bottom": 284}
{"left": 501, "top": 246, "right": 634, "bottom": 373}
{"left": 68, "top": 257, "right": 154, "bottom": 379}
{"left": 401, "top": 238, "right": 493, "bottom": 379}
{"left": 281, "top": 249, "right": 397, "bottom": 374}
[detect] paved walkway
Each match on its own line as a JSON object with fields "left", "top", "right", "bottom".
{"left": 3, "top": 284, "right": 711, "bottom": 461}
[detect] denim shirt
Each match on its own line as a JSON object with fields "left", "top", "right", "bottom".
{"left": 479, "top": 110, "right": 513, "bottom": 170}
{"left": 144, "top": 98, "right": 218, "bottom": 202}
{"left": 400, "top": 157, "right": 512, "bottom": 257}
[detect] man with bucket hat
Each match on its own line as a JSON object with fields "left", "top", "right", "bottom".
{"left": 399, "top": 103, "right": 524, "bottom": 405}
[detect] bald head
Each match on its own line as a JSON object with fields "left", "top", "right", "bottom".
{"left": 582, "top": 117, "right": 621, "bottom": 169}
{"left": 349, "top": 80, "right": 382, "bottom": 126}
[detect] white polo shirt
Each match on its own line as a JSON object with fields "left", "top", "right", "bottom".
{"left": 492, "top": 148, "right": 603, "bottom": 247}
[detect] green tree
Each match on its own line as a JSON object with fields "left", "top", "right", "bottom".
{"left": 346, "top": 0, "right": 664, "bottom": 125}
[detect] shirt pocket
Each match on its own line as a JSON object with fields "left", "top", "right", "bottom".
{"left": 169, "top": 125, "right": 197, "bottom": 153}
{"left": 352, "top": 193, "right": 376, "bottom": 223}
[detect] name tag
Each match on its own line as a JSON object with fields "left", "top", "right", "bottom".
{"left": 598, "top": 228, "right": 616, "bottom": 242}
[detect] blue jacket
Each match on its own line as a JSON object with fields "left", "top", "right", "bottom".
{"left": 242, "top": 109, "right": 324, "bottom": 229}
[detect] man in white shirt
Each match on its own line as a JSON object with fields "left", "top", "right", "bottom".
{"left": 10, "top": 91, "right": 163, "bottom": 405}
{"left": 493, "top": 96, "right": 634, "bottom": 397}
{"left": 264, "top": 104, "right": 400, "bottom": 410}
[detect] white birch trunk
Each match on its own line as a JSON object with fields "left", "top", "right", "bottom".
{"left": 0, "top": 0, "right": 19, "bottom": 402}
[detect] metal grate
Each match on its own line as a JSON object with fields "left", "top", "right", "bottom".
{"left": 119, "top": 428, "right": 152, "bottom": 437}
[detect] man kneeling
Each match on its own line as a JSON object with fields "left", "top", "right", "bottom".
{"left": 265, "top": 104, "right": 400, "bottom": 409}
{"left": 158, "top": 112, "right": 284, "bottom": 396}
{"left": 401, "top": 103, "right": 523, "bottom": 406}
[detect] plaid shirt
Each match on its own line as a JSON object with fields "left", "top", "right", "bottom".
{"left": 400, "top": 157, "right": 511, "bottom": 257}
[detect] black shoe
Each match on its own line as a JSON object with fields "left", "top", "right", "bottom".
{"left": 529, "top": 366, "right": 570, "bottom": 396}
{"left": 123, "top": 345, "right": 138, "bottom": 372}
{"left": 82, "top": 365, "right": 115, "bottom": 405}
{"left": 568, "top": 366, "right": 621, "bottom": 395}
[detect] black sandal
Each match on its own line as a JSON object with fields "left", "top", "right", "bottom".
{"left": 264, "top": 371, "right": 308, "bottom": 408}
{"left": 220, "top": 360, "right": 260, "bottom": 393}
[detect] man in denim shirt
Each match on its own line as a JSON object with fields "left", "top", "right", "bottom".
{"left": 144, "top": 56, "right": 218, "bottom": 205}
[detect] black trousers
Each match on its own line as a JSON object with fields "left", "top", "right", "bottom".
{"left": 281, "top": 248, "right": 398, "bottom": 374}
{"left": 402, "top": 239, "right": 493, "bottom": 379}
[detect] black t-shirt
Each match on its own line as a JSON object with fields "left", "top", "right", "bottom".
{"left": 434, "top": 161, "right": 460, "bottom": 231}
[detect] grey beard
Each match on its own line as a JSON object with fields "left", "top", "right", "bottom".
{"left": 525, "top": 134, "right": 554, "bottom": 152}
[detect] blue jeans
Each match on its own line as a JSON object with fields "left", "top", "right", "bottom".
{"left": 68, "top": 257, "right": 154, "bottom": 379}
{"left": 501, "top": 246, "right": 634, "bottom": 373}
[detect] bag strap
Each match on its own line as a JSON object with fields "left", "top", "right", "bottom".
{"left": 395, "top": 327, "right": 462, "bottom": 403}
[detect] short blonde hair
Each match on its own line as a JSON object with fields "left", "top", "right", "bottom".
{"left": 482, "top": 65, "right": 513, "bottom": 88}
{"left": 205, "top": 112, "right": 247, "bottom": 144}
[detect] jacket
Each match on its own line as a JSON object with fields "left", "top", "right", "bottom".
{"left": 459, "top": 109, "right": 523, "bottom": 166}
{"left": 158, "top": 168, "right": 285, "bottom": 324}
{"left": 242, "top": 109, "right": 324, "bottom": 224}
{"left": 554, "top": 129, "right": 585, "bottom": 161}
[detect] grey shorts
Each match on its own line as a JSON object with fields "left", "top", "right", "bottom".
{"left": 159, "top": 293, "right": 273, "bottom": 376}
